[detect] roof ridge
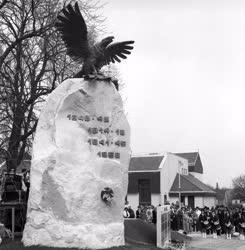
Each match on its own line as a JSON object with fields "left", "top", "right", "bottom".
{"left": 174, "top": 151, "right": 198, "bottom": 154}
{"left": 193, "top": 152, "right": 199, "bottom": 166}
{"left": 187, "top": 174, "right": 215, "bottom": 192}
{"left": 131, "top": 152, "right": 165, "bottom": 158}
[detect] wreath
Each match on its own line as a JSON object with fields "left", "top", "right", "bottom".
{"left": 101, "top": 187, "right": 114, "bottom": 205}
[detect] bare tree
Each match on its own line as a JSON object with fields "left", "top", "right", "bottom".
{"left": 231, "top": 174, "right": 245, "bottom": 201}
{"left": 0, "top": 0, "right": 103, "bottom": 171}
{"left": 0, "top": 0, "right": 7, "bottom": 10}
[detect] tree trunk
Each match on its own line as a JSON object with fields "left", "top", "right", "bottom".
{"left": 6, "top": 107, "right": 24, "bottom": 172}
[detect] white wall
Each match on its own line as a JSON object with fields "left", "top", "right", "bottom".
{"left": 160, "top": 153, "right": 188, "bottom": 201}
{"left": 170, "top": 196, "right": 215, "bottom": 208}
{"left": 128, "top": 193, "right": 161, "bottom": 211}
{"left": 127, "top": 193, "right": 139, "bottom": 212}
{"left": 203, "top": 197, "right": 216, "bottom": 208}
{"left": 195, "top": 196, "right": 216, "bottom": 208}
{"left": 195, "top": 196, "right": 204, "bottom": 208}
{"left": 152, "top": 194, "right": 161, "bottom": 207}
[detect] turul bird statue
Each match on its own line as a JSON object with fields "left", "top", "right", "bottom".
{"left": 55, "top": 2, "right": 134, "bottom": 79}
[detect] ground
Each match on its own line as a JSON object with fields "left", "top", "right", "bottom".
{"left": 0, "top": 239, "right": 160, "bottom": 250}
{"left": 1, "top": 220, "right": 245, "bottom": 249}
{"left": 1, "top": 234, "right": 245, "bottom": 250}
{"left": 187, "top": 233, "right": 245, "bottom": 250}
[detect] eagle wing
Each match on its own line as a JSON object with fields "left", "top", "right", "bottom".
{"left": 99, "top": 41, "right": 134, "bottom": 66}
{"left": 55, "top": 2, "right": 91, "bottom": 62}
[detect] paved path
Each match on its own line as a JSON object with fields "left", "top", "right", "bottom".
{"left": 188, "top": 233, "right": 245, "bottom": 250}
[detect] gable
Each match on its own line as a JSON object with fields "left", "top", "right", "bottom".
{"left": 175, "top": 152, "right": 203, "bottom": 174}
{"left": 192, "top": 154, "right": 203, "bottom": 174}
{"left": 175, "top": 152, "right": 197, "bottom": 165}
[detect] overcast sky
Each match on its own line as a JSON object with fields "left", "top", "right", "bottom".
{"left": 103, "top": 0, "right": 245, "bottom": 188}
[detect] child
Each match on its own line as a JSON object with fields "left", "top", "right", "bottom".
{"left": 212, "top": 210, "right": 221, "bottom": 238}
{"left": 224, "top": 211, "right": 233, "bottom": 240}
{"left": 238, "top": 211, "right": 245, "bottom": 240}
{"left": 199, "top": 210, "right": 207, "bottom": 238}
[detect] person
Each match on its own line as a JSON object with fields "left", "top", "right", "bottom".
{"left": 199, "top": 209, "right": 207, "bottom": 238}
{"left": 170, "top": 208, "right": 178, "bottom": 230}
{"left": 205, "top": 208, "right": 212, "bottom": 235}
{"left": 136, "top": 205, "right": 142, "bottom": 219}
{"left": 152, "top": 206, "right": 157, "bottom": 224}
{"left": 183, "top": 210, "right": 189, "bottom": 234}
{"left": 238, "top": 210, "right": 245, "bottom": 240}
{"left": 127, "top": 206, "right": 135, "bottom": 218}
{"left": 23, "top": 171, "right": 30, "bottom": 202}
{"left": 123, "top": 206, "right": 130, "bottom": 218}
{"left": 211, "top": 210, "right": 221, "bottom": 238}
{"left": 224, "top": 210, "right": 233, "bottom": 240}
{"left": 233, "top": 208, "right": 240, "bottom": 233}
{"left": 186, "top": 212, "right": 193, "bottom": 234}
{"left": 196, "top": 207, "right": 201, "bottom": 217}
{"left": 146, "top": 206, "right": 153, "bottom": 223}
{"left": 218, "top": 208, "right": 225, "bottom": 234}
{"left": 192, "top": 208, "right": 199, "bottom": 232}
{"left": 176, "top": 208, "right": 183, "bottom": 230}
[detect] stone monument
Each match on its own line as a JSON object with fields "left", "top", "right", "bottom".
{"left": 22, "top": 2, "right": 134, "bottom": 249}
{"left": 22, "top": 78, "right": 130, "bottom": 248}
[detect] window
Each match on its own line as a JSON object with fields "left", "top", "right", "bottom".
{"left": 181, "top": 168, "right": 187, "bottom": 175}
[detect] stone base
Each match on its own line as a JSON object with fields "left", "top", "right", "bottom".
{"left": 22, "top": 220, "right": 124, "bottom": 249}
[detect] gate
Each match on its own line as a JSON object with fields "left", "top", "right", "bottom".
{"left": 157, "top": 205, "right": 171, "bottom": 248}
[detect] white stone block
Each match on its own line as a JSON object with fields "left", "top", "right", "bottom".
{"left": 22, "top": 78, "right": 130, "bottom": 249}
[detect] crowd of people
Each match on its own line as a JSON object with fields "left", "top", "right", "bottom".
{"left": 123, "top": 203, "right": 157, "bottom": 223}
{"left": 170, "top": 205, "right": 245, "bottom": 240}
{"left": 123, "top": 204, "right": 136, "bottom": 219}
{"left": 124, "top": 202, "right": 245, "bottom": 241}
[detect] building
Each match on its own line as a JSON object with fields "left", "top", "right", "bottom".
{"left": 127, "top": 152, "right": 216, "bottom": 211}
{"left": 215, "top": 186, "right": 231, "bottom": 206}
{"left": 174, "top": 152, "right": 203, "bottom": 181}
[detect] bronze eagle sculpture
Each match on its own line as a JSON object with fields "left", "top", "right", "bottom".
{"left": 55, "top": 2, "right": 134, "bottom": 77}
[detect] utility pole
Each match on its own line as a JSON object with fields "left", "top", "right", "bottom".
{"left": 178, "top": 162, "right": 181, "bottom": 207}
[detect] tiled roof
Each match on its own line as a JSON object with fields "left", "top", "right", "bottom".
{"left": 175, "top": 152, "right": 203, "bottom": 174}
{"left": 129, "top": 155, "right": 164, "bottom": 171}
{"left": 170, "top": 174, "right": 216, "bottom": 194}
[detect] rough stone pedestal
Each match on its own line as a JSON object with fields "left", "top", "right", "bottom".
{"left": 22, "top": 78, "right": 130, "bottom": 249}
